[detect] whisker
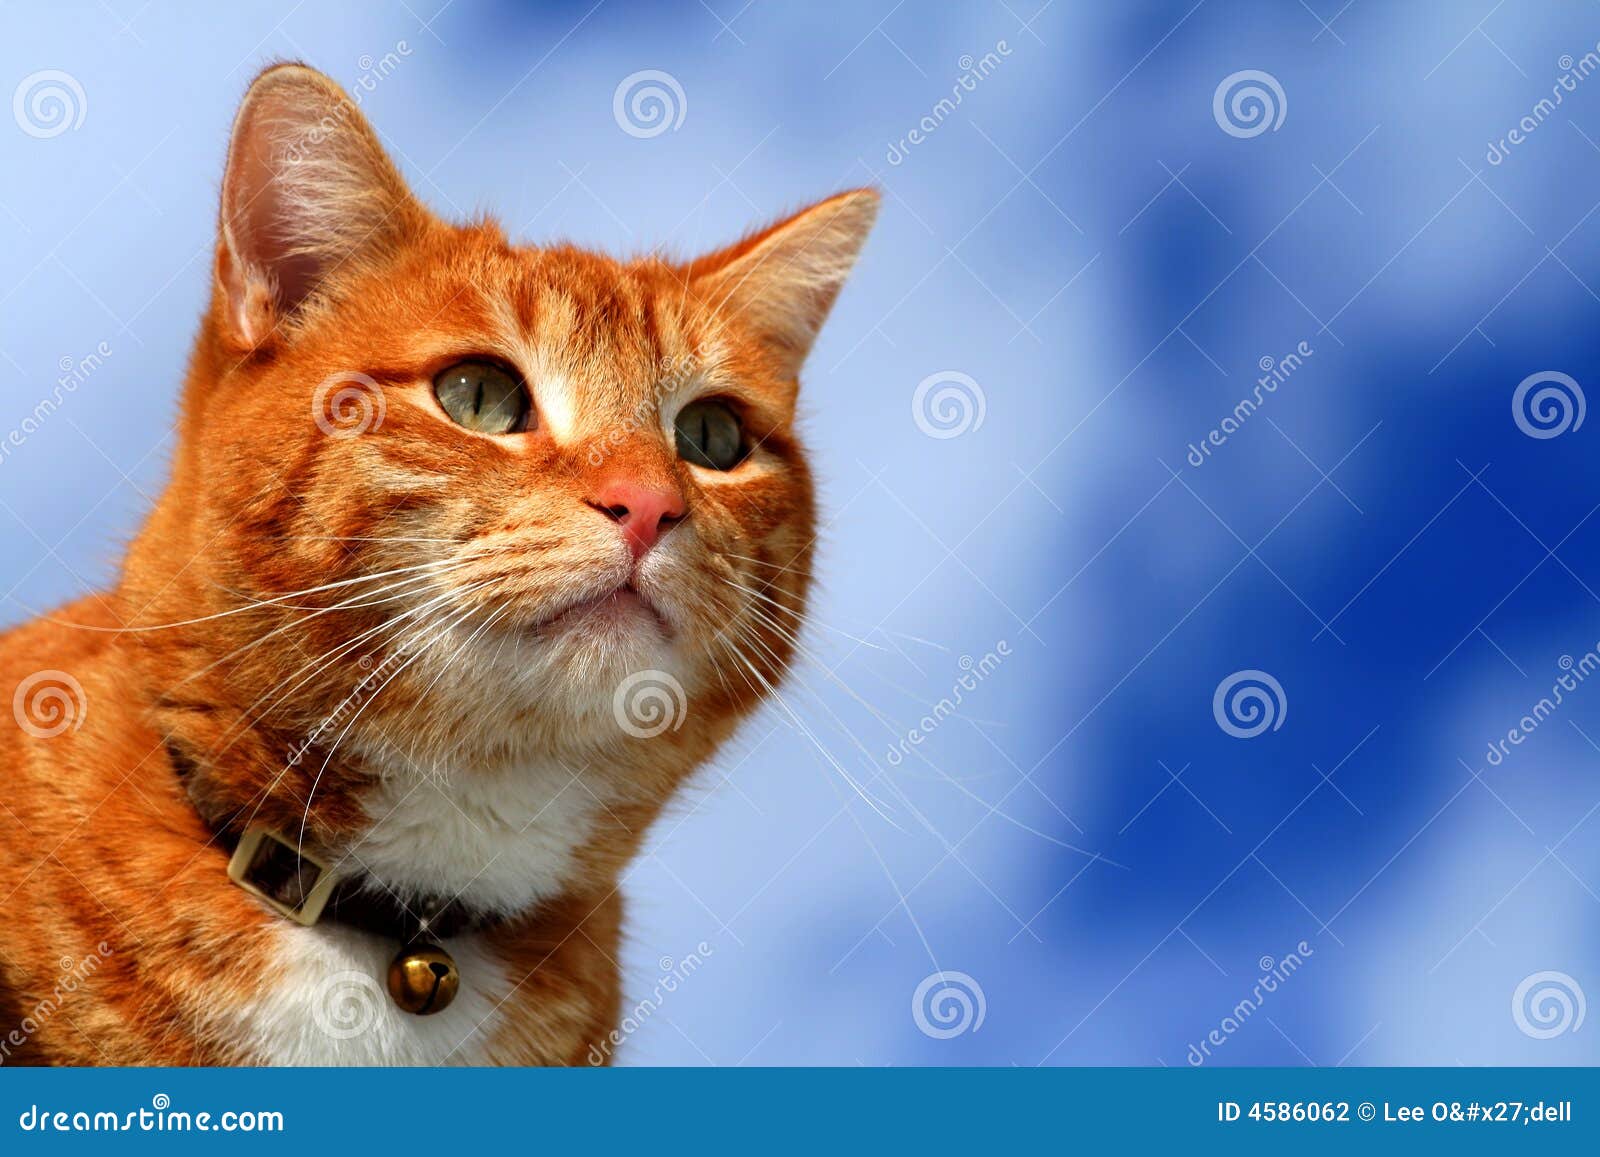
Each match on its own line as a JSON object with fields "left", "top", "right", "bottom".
{"left": 294, "top": 596, "right": 486, "bottom": 863}
{"left": 50, "top": 554, "right": 490, "bottom": 634}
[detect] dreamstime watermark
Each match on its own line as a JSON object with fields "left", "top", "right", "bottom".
{"left": 287, "top": 648, "right": 414, "bottom": 768}
{"left": 884, "top": 641, "right": 1010, "bottom": 767}
{"left": 350, "top": 44, "right": 412, "bottom": 104}
{"left": 1484, "top": 648, "right": 1600, "bottom": 767}
{"left": 17, "top": 1095, "right": 283, "bottom": 1133}
{"left": 585, "top": 942, "right": 714, "bottom": 1065}
{"left": 0, "top": 942, "right": 113, "bottom": 1064}
{"left": 1512, "top": 971, "right": 1585, "bottom": 1039}
{"left": 310, "top": 970, "right": 385, "bottom": 1041}
{"left": 1186, "top": 941, "right": 1314, "bottom": 1064}
{"left": 1212, "top": 669, "right": 1286, "bottom": 738}
{"left": 12, "top": 70, "right": 86, "bottom": 138}
{"left": 912, "top": 370, "right": 986, "bottom": 439}
{"left": 613, "top": 669, "right": 688, "bottom": 739}
{"left": 1186, "top": 341, "right": 1313, "bottom": 467}
{"left": 1487, "top": 48, "right": 1600, "bottom": 165}
{"left": 12, "top": 669, "right": 87, "bottom": 739}
{"left": 885, "top": 40, "right": 1013, "bottom": 165}
{"left": 1212, "top": 69, "right": 1286, "bottom": 138}
{"left": 282, "top": 42, "right": 412, "bottom": 163}
{"left": 587, "top": 353, "right": 700, "bottom": 467}
{"left": 0, "top": 341, "right": 113, "bottom": 469}
{"left": 1512, "top": 370, "right": 1584, "bottom": 439}
{"left": 612, "top": 70, "right": 686, "bottom": 138}
{"left": 912, "top": 970, "right": 986, "bottom": 1039}
{"left": 312, "top": 371, "right": 386, "bottom": 438}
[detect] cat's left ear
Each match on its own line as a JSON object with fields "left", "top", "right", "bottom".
{"left": 687, "top": 189, "right": 879, "bottom": 379}
{"left": 215, "top": 63, "right": 428, "bottom": 350}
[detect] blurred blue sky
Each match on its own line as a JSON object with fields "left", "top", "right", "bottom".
{"left": 5, "top": 0, "right": 1600, "bottom": 1065}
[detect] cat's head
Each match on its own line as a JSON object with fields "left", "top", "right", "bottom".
{"left": 136, "top": 64, "right": 874, "bottom": 790}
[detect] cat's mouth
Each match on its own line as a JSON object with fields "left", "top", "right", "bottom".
{"left": 525, "top": 580, "right": 672, "bottom": 639}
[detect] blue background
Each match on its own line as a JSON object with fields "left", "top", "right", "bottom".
{"left": 3, "top": 0, "right": 1600, "bottom": 1066}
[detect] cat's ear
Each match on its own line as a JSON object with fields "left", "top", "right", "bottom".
{"left": 215, "top": 63, "right": 426, "bottom": 349}
{"left": 688, "top": 189, "right": 879, "bottom": 378}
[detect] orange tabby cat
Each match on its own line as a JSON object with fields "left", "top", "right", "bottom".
{"left": 0, "top": 63, "right": 875, "bottom": 1065}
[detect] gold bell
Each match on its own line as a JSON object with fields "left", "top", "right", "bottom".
{"left": 385, "top": 942, "right": 460, "bottom": 1015}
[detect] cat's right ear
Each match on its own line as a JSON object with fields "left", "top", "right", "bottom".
{"left": 216, "top": 63, "right": 426, "bottom": 350}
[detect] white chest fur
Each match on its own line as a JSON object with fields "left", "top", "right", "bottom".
{"left": 230, "top": 923, "right": 510, "bottom": 1065}
{"left": 226, "top": 759, "right": 603, "bottom": 1065}
{"left": 348, "top": 758, "right": 602, "bottom": 917}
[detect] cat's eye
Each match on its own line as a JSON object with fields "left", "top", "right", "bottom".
{"left": 674, "top": 399, "right": 744, "bottom": 471}
{"left": 432, "top": 361, "right": 530, "bottom": 435}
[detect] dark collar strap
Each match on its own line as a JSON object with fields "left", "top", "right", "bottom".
{"left": 173, "top": 742, "right": 500, "bottom": 942}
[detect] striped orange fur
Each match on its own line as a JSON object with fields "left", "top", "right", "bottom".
{"left": 0, "top": 63, "right": 875, "bottom": 1065}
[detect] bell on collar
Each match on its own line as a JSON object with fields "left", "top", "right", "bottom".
{"left": 386, "top": 941, "right": 460, "bottom": 1015}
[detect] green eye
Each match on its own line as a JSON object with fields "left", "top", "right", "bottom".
{"left": 674, "top": 399, "right": 744, "bottom": 470}
{"left": 433, "top": 361, "right": 530, "bottom": 435}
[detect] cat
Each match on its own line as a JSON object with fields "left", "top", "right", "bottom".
{"left": 0, "top": 62, "right": 876, "bottom": 1065}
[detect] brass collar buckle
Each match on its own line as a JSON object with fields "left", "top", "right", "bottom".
{"left": 224, "top": 823, "right": 462, "bottom": 1015}
{"left": 225, "top": 824, "right": 337, "bottom": 927}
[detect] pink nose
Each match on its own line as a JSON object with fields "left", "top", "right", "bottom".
{"left": 587, "top": 478, "right": 687, "bottom": 559}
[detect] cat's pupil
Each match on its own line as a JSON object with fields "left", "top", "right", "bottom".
{"left": 432, "top": 360, "right": 529, "bottom": 435}
{"left": 675, "top": 399, "right": 743, "bottom": 471}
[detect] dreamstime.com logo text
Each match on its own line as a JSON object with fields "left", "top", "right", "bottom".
{"left": 588, "top": 353, "right": 700, "bottom": 467}
{"left": 1483, "top": 646, "right": 1600, "bottom": 767}
{"left": 885, "top": 40, "right": 1013, "bottom": 166}
{"left": 1186, "top": 941, "right": 1314, "bottom": 1064}
{"left": 1186, "top": 342, "right": 1312, "bottom": 467}
{"left": 884, "top": 641, "right": 1011, "bottom": 767}
{"left": 1487, "top": 47, "right": 1600, "bottom": 165}
{"left": 0, "top": 943, "right": 113, "bottom": 1064}
{"left": 587, "top": 942, "right": 714, "bottom": 1064}
{"left": 288, "top": 645, "right": 418, "bottom": 768}
{"left": 17, "top": 1094, "right": 283, "bottom": 1133}
{"left": 282, "top": 41, "right": 412, "bottom": 163}
{"left": 0, "top": 341, "right": 113, "bottom": 469}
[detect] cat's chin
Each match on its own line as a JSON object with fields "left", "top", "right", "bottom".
{"left": 461, "top": 599, "right": 689, "bottom": 727}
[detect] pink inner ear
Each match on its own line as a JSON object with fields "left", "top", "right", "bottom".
{"left": 222, "top": 102, "right": 325, "bottom": 320}
{"left": 215, "top": 66, "right": 420, "bottom": 347}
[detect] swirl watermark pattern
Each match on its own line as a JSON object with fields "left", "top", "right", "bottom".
{"left": 1212, "top": 669, "right": 1286, "bottom": 738}
{"left": 911, "top": 970, "right": 986, "bottom": 1039}
{"left": 1512, "top": 370, "right": 1585, "bottom": 439}
{"left": 312, "top": 371, "right": 386, "bottom": 439}
{"left": 12, "top": 670, "right": 87, "bottom": 739}
{"left": 311, "top": 970, "right": 384, "bottom": 1040}
{"left": 613, "top": 669, "right": 688, "bottom": 738}
{"left": 1512, "top": 971, "right": 1586, "bottom": 1039}
{"left": 1212, "top": 70, "right": 1286, "bottom": 138}
{"left": 12, "top": 70, "right": 86, "bottom": 139}
{"left": 912, "top": 371, "right": 986, "bottom": 439}
{"left": 612, "top": 70, "right": 687, "bottom": 139}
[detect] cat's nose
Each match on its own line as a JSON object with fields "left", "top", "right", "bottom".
{"left": 586, "top": 478, "right": 687, "bottom": 559}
